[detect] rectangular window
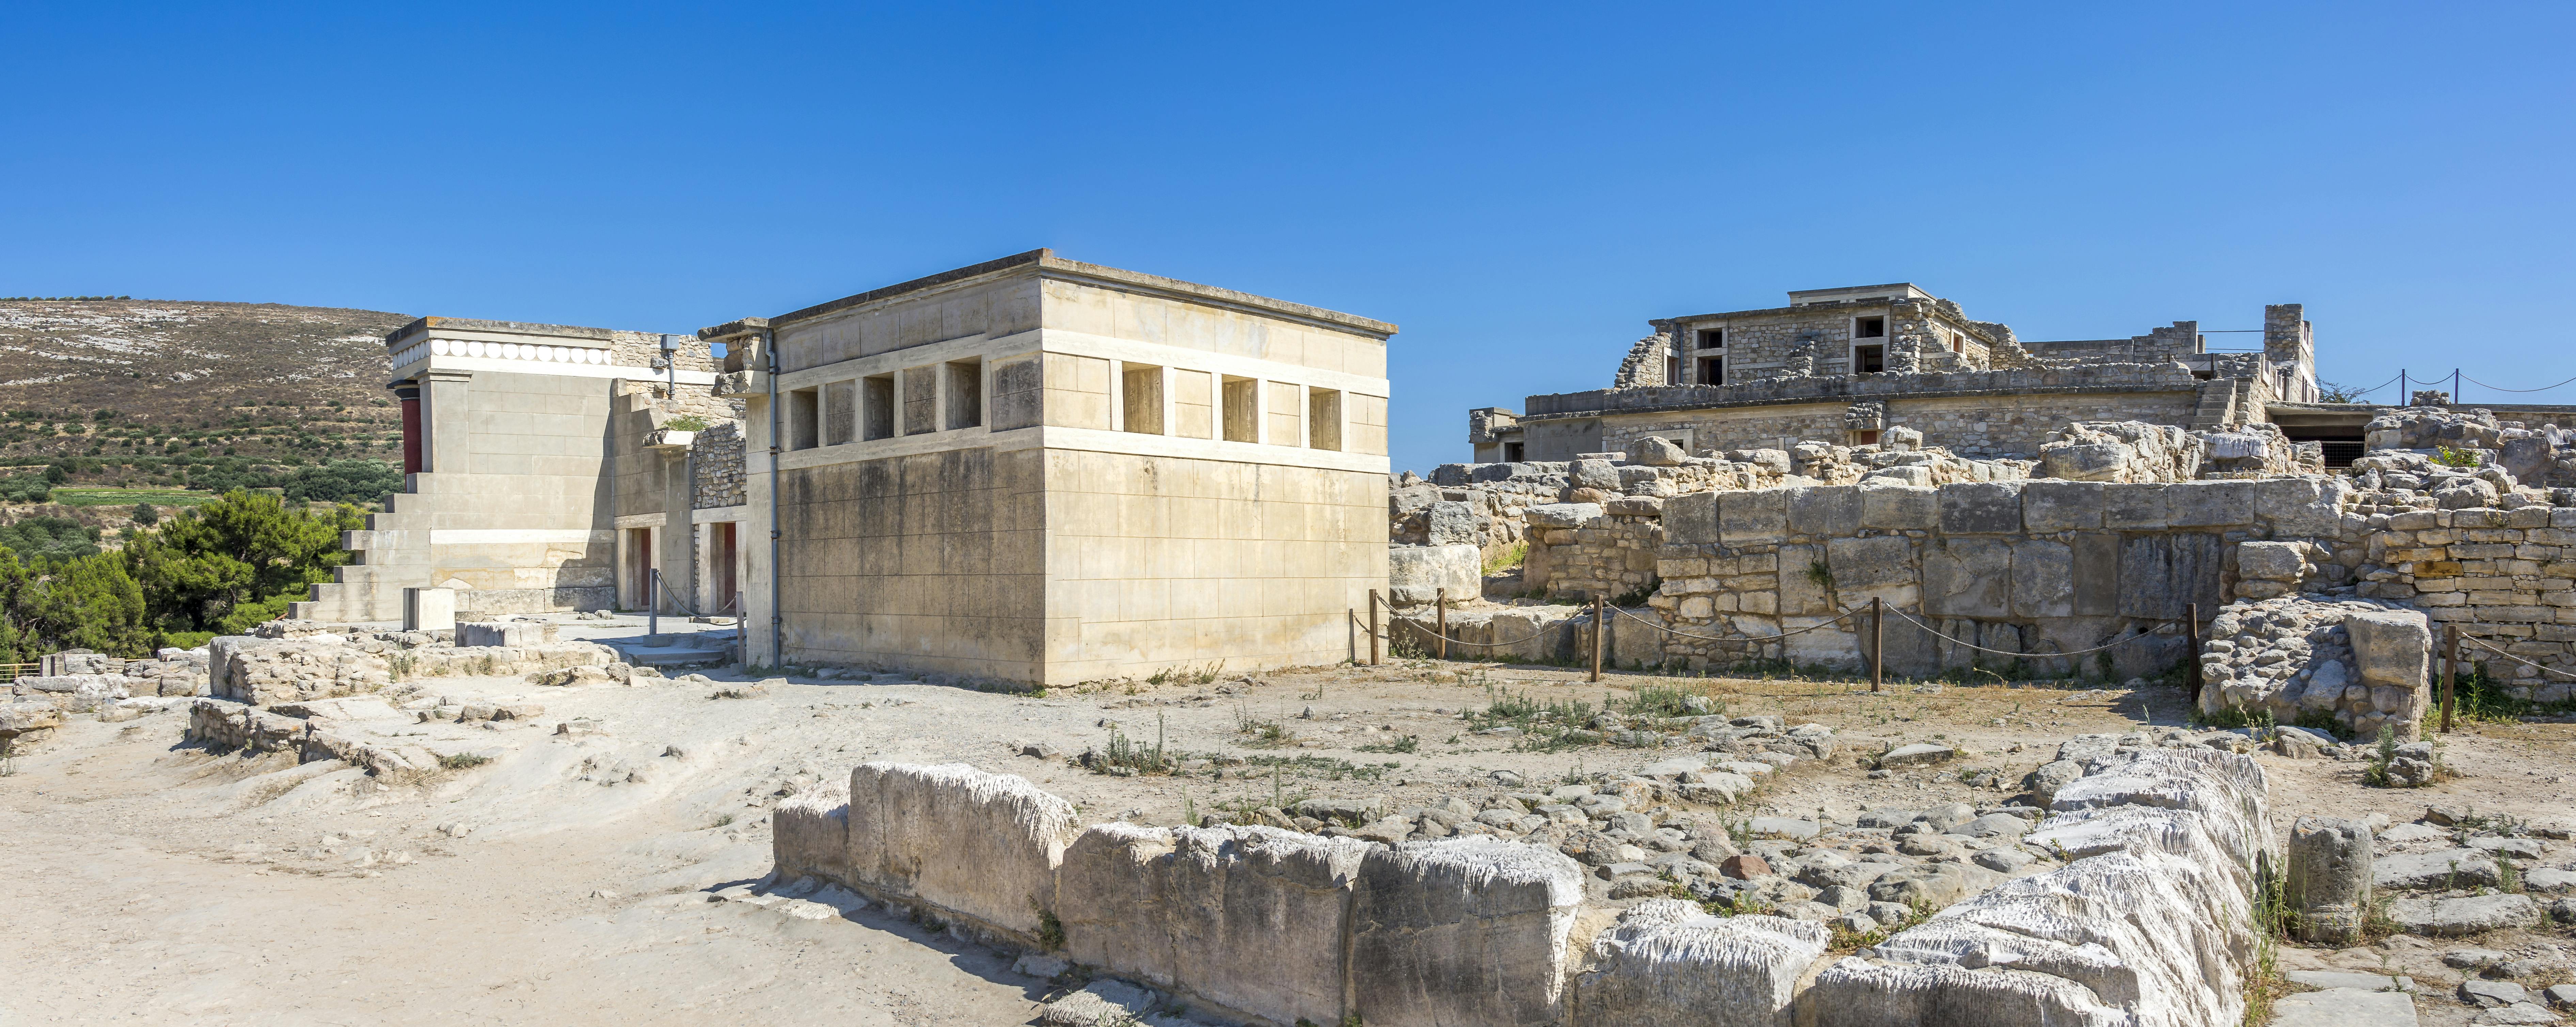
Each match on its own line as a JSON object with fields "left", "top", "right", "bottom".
{"left": 1503, "top": 441, "right": 1525, "bottom": 462}
{"left": 1121, "top": 363, "right": 1164, "bottom": 435}
{"left": 787, "top": 387, "right": 820, "bottom": 450}
{"left": 944, "top": 359, "right": 982, "bottom": 430}
{"left": 1950, "top": 335, "right": 1963, "bottom": 353}
{"left": 1221, "top": 375, "right": 1258, "bottom": 443}
{"left": 1697, "top": 356, "right": 1724, "bottom": 385}
{"left": 1853, "top": 429, "right": 1881, "bottom": 445}
{"left": 1696, "top": 328, "right": 1725, "bottom": 349}
{"left": 862, "top": 374, "right": 895, "bottom": 440}
{"left": 903, "top": 366, "right": 937, "bottom": 435}
{"left": 1854, "top": 316, "right": 1886, "bottom": 339}
{"left": 1853, "top": 344, "right": 1885, "bottom": 374}
{"left": 822, "top": 380, "right": 856, "bottom": 446}
{"left": 1307, "top": 387, "right": 1342, "bottom": 451}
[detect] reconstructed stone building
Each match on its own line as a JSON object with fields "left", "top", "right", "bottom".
{"left": 297, "top": 251, "right": 1395, "bottom": 687}
{"left": 1473, "top": 283, "right": 2330, "bottom": 463}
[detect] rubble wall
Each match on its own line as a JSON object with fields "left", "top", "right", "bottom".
{"left": 2353, "top": 505, "right": 2576, "bottom": 703}
{"left": 1597, "top": 389, "right": 2200, "bottom": 462}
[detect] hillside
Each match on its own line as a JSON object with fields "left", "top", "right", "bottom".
{"left": 0, "top": 299, "right": 412, "bottom": 477}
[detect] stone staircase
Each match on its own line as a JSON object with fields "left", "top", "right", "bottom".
{"left": 2191, "top": 379, "right": 2244, "bottom": 430}
{"left": 290, "top": 476, "right": 454, "bottom": 623}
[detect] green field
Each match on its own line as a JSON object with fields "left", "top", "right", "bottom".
{"left": 49, "top": 487, "right": 220, "bottom": 508}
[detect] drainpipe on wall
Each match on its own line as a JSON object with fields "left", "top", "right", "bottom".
{"left": 765, "top": 328, "right": 783, "bottom": 668}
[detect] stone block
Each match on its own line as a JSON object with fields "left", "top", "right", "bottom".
{"left": 2264, "top": 987, "right": 2418, "bottom": 1027}
{"left": 1790, "top": 485, "right": 1863, "bottom": 539}
{"left": 2021, "top": 480, "right": 2103, "bottom": 532}
{"left": 1348, "top": 837, "right": 1584, "bottom": 1027}
{"left": 1524, "top": 503, "right": 1603, "bottom": 529}
{"left": 1389, "top": 544, "right": 1482, "bottom": 606}
{"left": 2165, "top": 481, "right": 2256, "bottom": 528}
{"left": 1057, "top": 823, "right": 1367, "bottom": 1026}
{"left": 1665, "top": 492, "right": 1719, "bottom": 545}
{"left": 1923, "top": 539, "right": 2010, "bottom": 618}
{"left": 2388, "top": 893, "right": 2542, "bottom": 936}
{"left": 1575, "top": 900, "right": 1829, "bottom": 1027}
{"left": 2102, "top": 483, "right": 2169, "bottom": 530}
{"left": 2117, "top": 533, "right": 2225, "bottom": 621}
{"left": 773, "top": 778, "right": 853, "bottom": 884}
{"left": 1859, "top": 483, "right": 1938, "bottom": 530}
{"left": 2071, "top": 533, "right": 2121, "bottom": 617}
{"left": 845, "top": 762, "right": 1079, "bottom": 940}
{"left": 1719, "top": 489, "right": 1789, "bottom": 545}
{"left": 1777, "top": 544, "right": 1830, "bottom": 616}
{"left": 1826, "top": 535, "right": 1916, "bottom": 601}
{"left": 2345, "top": 609, "right": 2430, "bottom": 691}
{"left": 1424, "top": 501, "right": 1483, "bottom": 546}
{"left": 2235, "top": 541, "right": 2306, "bottom": 582}
{"left": 1570, "top": 459, "right": 1620, "bottom": 492}
{"left": 2010, "top": 540, "right": 2073, "bottom": 619}
{"left": 1938, "top": 481, "right": 2023, "bottom": 535}
{"left": 2287, "top": 816, "right": 2371, "bottom": 944}
{"left": 2254, "top": 476, "right": 2348, "bottom": 538}
{"left": 403, "top": 587, "right": 455, "bottom": 632}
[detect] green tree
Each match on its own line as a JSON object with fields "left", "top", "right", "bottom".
{"left": 123, "top": 489, "right": 363, "bottom": 641}
{"left": 9, "top": 551, "right": 150, "bottom": 657}
{"left": 132, "top": 501, "right": 159, "bottom": 526}
{"left": 283, "top": 459, "right": 401, "bottom": 505}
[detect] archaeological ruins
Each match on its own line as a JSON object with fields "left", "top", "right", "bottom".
{"left": 10, "top": 268, "right": 2576, "bottom": 1027}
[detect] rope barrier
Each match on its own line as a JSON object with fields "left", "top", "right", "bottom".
{"left": 1382, "top": 612, "right": 1564, "bottom": 649}
{"left": 2458, "top": 632, "right": 2576, "bottom": 681}
{"left": 1609, "top": 603, "right": 1866, "bottom": 643}
{"left": 2460, "top": 372, "right": 2576, "bottom": 395}
{"left": 1889, "top": 609, "right": 2179, "bottom": 658}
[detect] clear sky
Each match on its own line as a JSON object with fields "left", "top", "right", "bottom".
{"left": 4, "top": 2, "right": 2570, "bottom": 474}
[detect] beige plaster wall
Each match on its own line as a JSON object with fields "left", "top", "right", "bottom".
{"left": 776, "top": 275, "right": 1043, "bottom": 373}
{"left": 1038, "top": 450, "right": 1386, "bottom": 684}
{"left": 1040, "top": 277, "right": 1387, "bottom": 379}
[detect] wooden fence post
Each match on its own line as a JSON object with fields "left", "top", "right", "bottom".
{"left": 1436, "top": 588, "right": 1447, "bottom": 661}
{"left": 2185, "top": 603, "right": 2201, "bottom": 707}
{"left": 2439, "top": 624, "right": 2458, "bottom": 734}
{"left": 1590, "top": 596, "right": 1605, "bottom": 683}
{"left": 1871, "top": 595, "right": 1884, "bottom": 694}
{"left": 1368, "top": 590, "right": 1381, "bottom": 667}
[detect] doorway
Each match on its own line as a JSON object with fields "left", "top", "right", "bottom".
{"left": 626, "top": 527, "right": 654, "bottom": 611}
{"left": 710, "top": 522, "right": 738, "bottom": 615}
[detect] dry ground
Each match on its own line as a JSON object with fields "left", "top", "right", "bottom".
{"left": 3, "top": 652, "right": 2571, "bottom": 1025}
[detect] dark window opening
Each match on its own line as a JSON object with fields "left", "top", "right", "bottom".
{"left": 1854, "top": 316, "right": 1886, "bottom": 339}
{"left": 1503, "top": 441, "right": 1525, "bottom": 462}
{"left": 1853, "top": 345, "right": 1885, "bottom": 374}
{"left": 1696, "top": 328, "right": 1725, "bottom": 349}
{"left": 1665, "top": 357, "right": 1682, "bottom": 384}
{"left": 1950, "top": 335, "right": 1962, "bottom": 353}
{"left": 1697, "top": 356, "right": 1723, "bottom": 384}
{"left": 1854, "top": 430, "right": 1881, "bottom": 445}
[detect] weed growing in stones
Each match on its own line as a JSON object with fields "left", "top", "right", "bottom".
{"left": 2362, "top": 726, "right": 2399, "bottom": 787}
{"left": 1826, "top": 899, "right": 1932, "bottom": 953}
{"left": 2243, "top": 861, "right": 2294, "bottom": 1027}
{"left": 1356, "top": 735, "right": 1418, "bottom": 754}
{"left": 438, "top": 752, "right": 490, "bottom": 770}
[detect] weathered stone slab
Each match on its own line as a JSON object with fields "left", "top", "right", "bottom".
{"left": 1858, "top": 483, "right": 1937, "bottom": 530}
{"left": 1525, "top": 502, "right": 1604, "bottom": 529}
{"left": 2011, "top": 540, "right": 2074, "bottom": 619}
{"left": 1388, "top": 544, "right": 1481, "bottom": 606}
{"left": 2165, "top": 481, "right": 2256, "bottom": 528}
{"left": 1348, "top": 837, "right": 1584, "bottom": 1027}
{"left": 2117, "top": 532, "right": 2225, "bottom": 621}
{"left": 1719, "top": 489, "right": 1789, "bottom": 545}
{"left": 2071, "top": 532, "right": 2121, "bottom": 616}
{"left": 844, "top": 762, "right": 1078, "bottom": 939}
{"left": 1939, "top": 481, "right": 2024, "bottom": 535}
{"left": 772, "top": 778, "right": 852, "bottom": 884}
{"left": 1576, "top": 900, "right": 1830, "bottom": 1027}
{"left": 1924, "top": 539, "right": 2010, "bottom": 618}
{"left": 2389, "top": 893, "right": 2540, "bottom": 936}
{"left": 1057, "top": 823, "right": 1366, "bottom": 1026}
{"left": 1790, "top": 485, "right": 1862, "bottom": 539}
{"left": 2270, "top": 987, "right": 2420, "bottom": 1027}
{"left": 2346, "top": 609, "right": 2430, "bottom": 690}
{"left": 1826, "top": 534, "right": 1915, "bottom": 600}
{"left": 2022, "top": 480, "right": 2104, "bottom": 532}
{"left": 2288, "top": 816, "right": 2372, "bottom": 943}
{"left": 1665, "top": 492, "right": 1719, "bottom": 545}
{"left": 2102, "top": 483, "right": 2169, "bottom": 530}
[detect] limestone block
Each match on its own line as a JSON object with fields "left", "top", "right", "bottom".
{"left": 1938, "top": 481, "right": 2023, "bottom": 534}
{"left": 844, "top": 762, "right": 1079, "bottom": 939}
{"left": 1389, "top": 545, "right": 1482, "bottom": 606}
{"left": 1348, "top": 837, "right": 1583, "bottom": 1027}
{"left": 1778, "top": 544, "right": 1829, "bottom": 616}
{"left": 1630, "top": 436, "right": 1688, "bottom": 465}
{"left": 457, "top": 621, "right": 557, "bottom": 647}
{"left": 2256, "top": 476, "right": 2348, "bottom": 538}
{"left": 1719, "top": 489, "right": 1789, "bottom": 545}
{"left": 1923, "top": 539, "right": 2010, "bottom": 618}
{"left": 2038, "top": 441, "right": 2140, "bottom": 483}
{"left": 1057, "top": 823, "right": 1367, "bottom": 1027}
{"left": 1789, "top": 485, "right": 1862, "bottom": 539}
{"left": 1570, "top": 459, "right": 1621, "bottom": 492}
{"left": 1423, "top": 501, "right": 1484, "bottom": 546}
{"left": 2021, "top": 480, "right": 2104, "bottom": 532}
{"left": 2070, "top": 533, "right": 2122, "bottom": 616}
{"left": 2235, "top": 541, "right": 2307, "bottom": 582}
{"left": 1665, "top": 492, "right": 1719, "bottom": 545}
{"left": 1826, "top": 535, "right": 1916, "bottom": 602}
{"left": 773, "top": 778, "right": 853, "bottom": 885}
{"left": 2346, "top": 609, "right": 2430, "bottom": 691}
{"left": 2010, "top": 540, "right": 2074, "bottom": 619}
{"left": 1794, "top": 956, "right": 2124, "bottom": 1027}
{"left": 1864, "top": 465, "right": 1933, "bottom": 486}
{"left": 1858, "top": 483, "right": 1937, "bottom": 530}
{"left": 2373, "top": 847, "right": 2498, "bottom": 890}
{"left": 2117, "top": 533, "right": 2225, "bottom": 620}
{"left": 2288, "top": 816, "right": 2372, "bottom": 944}
{"left": 1575, "top": 900, "right": 1830, "bottom": 1027}
{"left": 2165, "top": 481, "right": 2256, "bottom": 528}
{"left": 2388, "top": 893, "right": 2542, "bottom": 936}
{"left": 2102, "top": 483, "right": 2169, "bottom": 530}
{"left": 1524, "top": 503, "right": 1603, "bottom": 529}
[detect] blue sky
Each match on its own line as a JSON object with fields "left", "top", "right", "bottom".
{"left": 4, "top": 2, "right": 2570, "bottom": 473}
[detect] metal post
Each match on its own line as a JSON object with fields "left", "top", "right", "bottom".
{"left": 2452, "top": 369, "right": 2461, "bottom": 405}
{"left": 1368, "top": 590, "right": 1381, "bottom": 667}
{"left": 648, "top": 568, "right": 659, "bottom": 637}
{"left": 2185, "top": 603, "right": 2201, "bottom": 707}
{"left": 2439, "top": 624, "right": 2458, "bottom": 734}
{"left": 1436, "top": 589, "right": 1447, "bottom": 661}
{"left": 1871, "top": 595, "right": 1884, "bottom": 694}
{"left": 2399, "top": 369, "right": 2407, "bottom": 404}
{"left": 1590, "top": 596, "right": 1604, "bottom": 683}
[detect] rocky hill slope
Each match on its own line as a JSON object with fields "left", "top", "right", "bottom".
{"left": 0, "top": 299, "right": 412, "bottom": 467}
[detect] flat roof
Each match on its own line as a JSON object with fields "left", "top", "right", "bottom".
{"left": 759, "top": 248, "right": 1398, "bottom": 338}
{"left": 384, "top": 316, "right": 616, "bottom": 347}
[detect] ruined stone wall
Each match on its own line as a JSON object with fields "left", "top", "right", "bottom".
{"left": 2354, "top": 506, "right": 2576, "bottom": 703}
{"left": 1638, "top": 477, "right": 2351, "bottom": 679}
{"left": 693, "top": 421, "right": 747, "bottom": 509}
{"left": 1593, "top": 389, "right": 2201, "bottom": 460}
